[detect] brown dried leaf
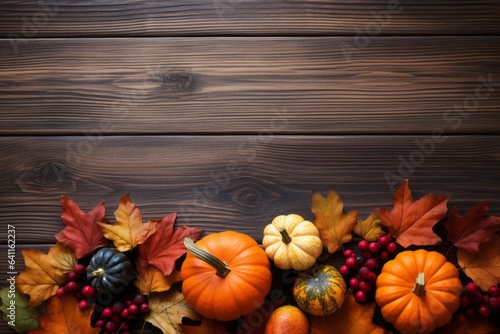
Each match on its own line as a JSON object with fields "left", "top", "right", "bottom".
{"left": 134, "top": 265, "right": 182, "bottom": 295}
{"left": 146, "top": 289, "right": 200, "bottom": 334}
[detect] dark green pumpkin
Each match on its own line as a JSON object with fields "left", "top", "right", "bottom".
{"left": 293, "top": 264, "right": 346, "bottom": 316}
{"left": 87, "top": 248, "right": 134, "bottom": 294}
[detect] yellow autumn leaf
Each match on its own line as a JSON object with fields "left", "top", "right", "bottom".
{"left": 16, "top": 249, "right": 66, "bottom": 307}
{"left": 458, "top": 234, "right": 500, "bottom": 291}
{"left": 48, "top": 241, "right": 77, "bottom": 274}
{"left": 354, "top": 212, "right": 384, "bottom": 242}
{"left": 98, "top": 194, "right": 158, "bottom": 252}
{"left": 146, "top": 289, "right": 200, "bottom": 334}
{"left": 135, "top": 265, "right": 182, "bottom": 295}
{"left": 311, "top": 189, "right": 358, "bottom": 253}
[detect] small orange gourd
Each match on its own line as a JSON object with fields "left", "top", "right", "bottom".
{"left": 375, "top": 249, "right": 462, "bottom": 334}
{"left": 180, "top": 231, "right": 272, "bottom": 321}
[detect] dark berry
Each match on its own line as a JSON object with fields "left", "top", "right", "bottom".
{"left": 359, "top": 280, "right": 372, "bottom": 292}
{"left": 365, "top": 258, "right": 378, "bottom": 269}
{"left": 361, "top": 251, "right": 372, "bottom": 260}
{"left": 105, "top": 321, "right": 116, "bottom": 332}
{"left": 489, "top": 296, "right": 500, "bottom": 309}
{"left": 95, "top": 319, "right": 105, "bottom": 328}
{"left": 488, "top": 285, "right": 499, "bottom": 297}
{"left": 67, "top": 271, "right": 78, "bottom": 282}
{"left": 355, "top": 255, "right": 365, "bottom": 265}
{"left": 460, "top": 295, "right": 471, "bottom": 308}
{"left": 133, "top": 294, "right": 146, "bottom": 306}
{"left": 112, "top": 302, "right": 125, "bottom": 315}
{"left": 478, "top": 305, "right": 491, "bottom": 318}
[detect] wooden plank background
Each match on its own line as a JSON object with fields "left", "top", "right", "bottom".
{"left": 1, "top": 0, "right": 499, "bottom": 333}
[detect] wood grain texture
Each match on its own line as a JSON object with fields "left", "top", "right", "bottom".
{"left": 1, "top": 37, "right": 499, "bottom": 135}
{"left": 1, "top": 0, "right": 500, "bottom": 37}
{"left": 0, "top": 135, "right": 498, "bottom": 245}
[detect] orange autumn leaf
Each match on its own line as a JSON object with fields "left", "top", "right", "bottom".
{"left": 135, "top": 265, "right": 182, "bottom": 295}
{"left": 376, "top": 180, "right": 448, "bottom": 248}
{"left": 312, "top": 189, "right": 358, "bottom": 253}
{"left": 16, "top": 248, "right": 66, "bottom": 308}
{"left": 444, "top": 201, "right": 500, "bottom": 254}
{"left": 355, "top": 212, "right": 384, "bottom": 242}
{"left": 135, "top": 212, "right": 203, "bottom": 275}
{"left": 458, "top": 234, "right": 500, "bottom": 291}
{"left": 31, "top": 294, "right": 100, "bottom": 334}
{"left": 310, "top": 293, "right": 388, "bottom": 334}
{"left": 98, "top": 194, "right": 158, "bottom": 252}
{"left": 55, "top": 195, "right": 109, "bottom": 259}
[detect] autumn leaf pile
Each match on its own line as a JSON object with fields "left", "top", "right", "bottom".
{"left": 1, "top": 194, "right": 203, "bottom": 334}
{"left": 1, "top": 179, "right": 499, "bottom": 334}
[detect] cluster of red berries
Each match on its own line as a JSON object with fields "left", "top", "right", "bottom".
{"left": 456, "top": 282, "right": 499, "bottom": 322}
{"left": 92, "top": 295, "right": 149, "bottom": 334}
{"left": 338, "top": 235, "right": 398, "bottom": 303}
{"left": 55, "top": 263, "right": 149, "bottom": 334}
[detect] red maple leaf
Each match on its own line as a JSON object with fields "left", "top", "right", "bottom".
{"left": 136, "top": 212, "right": 203, "bottom": 275}
{"left": 376, "top": 180, "right": 449, "bottom": 248}
{"left": 445, "top": 201, "right": 500, "bottom": 254}
{"left": 55, "top": 196, "right": 109, "bottom": 259}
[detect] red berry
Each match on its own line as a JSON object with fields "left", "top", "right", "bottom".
{"left": 349, "top": 277, "right": 360, "bottom": 290}
{"left": 74, "top": 264, "right": 86, "bottom": 276}
{"left": 112, "top": 302, "right": 125, "bottom": 315}
{"left": 67, "top": 271, "right": 78, "bottom": 282}
{"left": 345, "top": 257, "right": 357, "bottom": 269}
{"left": 78, "top": 299, "right": 90, "bottom": 311}
{"left": 489, "top": 296, "right": 500, "bottom": 309}
{"left": 361, "top": 251, "right": 372, "bottom": 260}
{"left": 478, "top": 305, "right": 491, "bottom": 318}
{"left": 119, "top": 321, "right": 130, "bottom": 330}
{"left": 129, "top": 304, "right": 140, "bottom": 315}
{"left": 465, "top": 282, "right": 478, "bottom": 295}
{"left": 140, "top": 303, "right": 150, "bottom": 313}
{"left": 339, "top": 265, "right": 350, "bottom": 276}
{"left": 379, "top": 251, "right": 389, "bottom": 261}
{"left": 460, "top": 295, "right": 471, "bottom": 308}
{"left": 133, "top": 294, "right": 146, "bottom": 306}
{"left": 378, "top": 235, "right": 391, "bottom": 246}
{"left": 95, "top": 319, "right": 105, "bottom": 328}
{"left": 101, "top": 307, "right": 113, "bottom": 319}
{"left": 105, "top": 321, "right": 116, "bottom": 332}
{"left": 120, "top": 308, "right": 130, "bottom": 319}
{"left": 343, "top": 249, "right": 353, "bottom": 258}
{"left": 466, "top": 307, "right": 475, "bottom": 317}
{"left": 456, "top": 312, "right": 467, "bottom": 324}
{"left": 355, "top": 290, "right": 367, "bottom": 303}
{"left": 56, "top": 287, "right": 66, "bottom": 298}
{"left": 359, "top": 280, "right": 372, "bottom": 292}
{"left": 358, "top": 266, "right": 370, "bottom": 280}
{"left": 366, "top": 271, "right": 377, "bottom": 283}
{"left": 368, "top": 242, "right": 380, "bottom": 253}
{"left": 124, "top": 300, "right": 133, "bottom": 307}
{"left": 488, "top": 285, "right": 499, "bottom": 297}
{"left": 386, "top": 242, "right": 397, "bottom": 253}
{"left": 65, "top": 281, "right": 79, "bottom": 292}
{"left": 358, "top": 240, "right": 369, "bottom": 251}
{"left": 471, "top": 290, "right": 483, "bottom": 303}
{"left": 81, "top": 285, "right": 95, "bottom": 298}
{"left": 365, "top": 258, "right": 378, "bottom": 269}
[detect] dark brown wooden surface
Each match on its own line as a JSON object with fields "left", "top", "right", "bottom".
{"left": 1, "top": 37, "right": 499, "bottom": 135}
{"left": 1, "top": 1, "right": 499, "bottom": 333}
{"left": 1, "top": 0, "right": 500, "bottom": 36}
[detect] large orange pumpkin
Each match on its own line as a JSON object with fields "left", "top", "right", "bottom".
{"left": 181, "top": 231, "right": 272, "bottom": 321}
{"left": 375, "top": 249, "right": 462, "bottom": 334}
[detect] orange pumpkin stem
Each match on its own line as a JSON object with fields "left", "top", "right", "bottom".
{"left": 184, "top": 238, "right": 231, "bottom": 278}
{"left": 279, "top": 227, "right": 292, "bottom": 244}
{"left": 412, "top": 272, "right": 426, "bottom": 296}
